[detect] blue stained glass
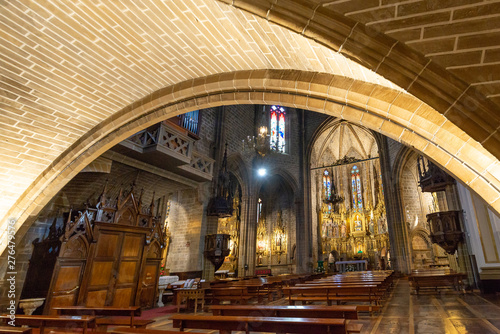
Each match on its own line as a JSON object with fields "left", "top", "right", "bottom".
{"left": 323, "top": 174, "right": 327, "bottom": 198}
{"left": 326, "top": 178, "right": 331, "bottom": 200}
{"left": 270, "top": 105, "right": 285, "bottom": 153}
{"left": 278, "top": 112, "right": 285, "bottom": 153}
{"left": 270, "top": 110, "right": 277, "bottom": 149}
{"left": 351, "top": 173, "right": 356, "bottom": 211}
{"left": 357, "top": 174, "right": 363, "bottom": 209}
{"left": 351, "top": 165, "right": 363, "bottom": 211}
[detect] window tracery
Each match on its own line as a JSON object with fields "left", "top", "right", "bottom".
{"left": 323, "top": 170, "right": 331, "bottom": 200}
{"left": 351, "top": 165, "right": 363, "bottom": 211}
{"left": 270, "top": 105, "right": 286, "bottom": 153}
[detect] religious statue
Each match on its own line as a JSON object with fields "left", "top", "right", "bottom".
{"left": 273, "top": 210, "right": 287, "bottom": 263}
{"left": 333, "top": 224, "right": 339, "bottom": 238}
{"left": 354, "top": 215, "right": 362, "bottom": 231}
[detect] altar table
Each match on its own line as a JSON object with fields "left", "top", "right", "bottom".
{"left": 335, "top": 260, "right": 367, "bottom": 273}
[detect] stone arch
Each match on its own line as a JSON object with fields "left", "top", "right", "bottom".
{"left": 410, "top": 228, "right": 432, "bottom": 249}
{"left": 226, "top": 153, "right": 250, "bottom": 199}
{"left": 3, "top": 71, "right": 500, "bottom": 256}
{"left": 220, "top": 0, "right": 500, "bottom": 159}
{"left": 410, "top": 227, "right": 435, "bottom": 268}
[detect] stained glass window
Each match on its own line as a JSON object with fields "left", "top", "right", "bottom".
{"left": 270, "top": 105, "right": 286, "bottom": 153}
{"left": 323, "top": 170, "right": 331, "bottom": 199}
{"left": 351, "top": 165, "right": 363, "bottom": 211}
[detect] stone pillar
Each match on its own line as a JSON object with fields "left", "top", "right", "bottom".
{"left": 202, "top": 215, "right": 219, "bottom": 282}
{"left": 447, "top": 184, "right": 475, "bottom": 288}
{"left": 377, "top": 136, "right": 412, "bottom": 274}
{"left": 239, "top": 189, "right": 258, "bottom": 277}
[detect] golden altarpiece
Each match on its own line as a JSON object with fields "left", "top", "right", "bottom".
{"left": 216, "top": 187, "right": 241, "bottom": 274}
{"left": 319, "top": 157, "right": 390, "bottom": 269}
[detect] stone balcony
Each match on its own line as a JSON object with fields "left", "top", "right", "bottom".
{"left": 112, "top": 122, "right": 214, "bottom": 182}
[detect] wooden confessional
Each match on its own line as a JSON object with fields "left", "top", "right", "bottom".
{"left": 43, "top": 186, "right": 165, "bottom": 313}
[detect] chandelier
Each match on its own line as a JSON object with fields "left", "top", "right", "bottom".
{"left": 324, "top": 188, "right": 345, "bottom": 206}
{"left": 242, "top": 125, "right": 272, "bottom": 157}
{"left": 323, "top": 168, "right": 344, "bottom": 206}
{"left": 242, "top": 105, "right": 283, "bottom": 157}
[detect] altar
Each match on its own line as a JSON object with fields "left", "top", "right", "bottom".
{"left": 335, "top": 260, "right": 367, "bottom": 273}
{"left": 157, "top": 275, "right": 179, "bottom": 307}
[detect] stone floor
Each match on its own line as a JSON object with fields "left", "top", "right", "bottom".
{"left": 148, "top": 279, "right": 500, "bottom": 333}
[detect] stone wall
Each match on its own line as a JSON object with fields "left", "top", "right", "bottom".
{"left": 166, "top": 188, "right": 208, "bottom": 273}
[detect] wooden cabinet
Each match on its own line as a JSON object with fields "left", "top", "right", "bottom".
{"left": 44, "top": 187, "right": 165, "bottom": 313}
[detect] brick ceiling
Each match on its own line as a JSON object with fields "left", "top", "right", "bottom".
{"left": 1, "top": 0, "right": 500, "bottom": 249}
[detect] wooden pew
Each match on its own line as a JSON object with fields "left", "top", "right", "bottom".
{"left": 211, "top": 287, "right": 254, "bottom": 305}
{"left": 0, "top": 314, "right": 95, "bottom": 334}
{"left": 282, "top": 285, "right": 381, "bottom": 313}
{"left": 0, "top": 326, "right": 32, "bottom": 333}
{"left": 171, "top": 314, "right": 348, "bottom": 334}
{"left": 53, "top": 306, "right": 153, "bottom": 330}
{"left": 111, "top": 328, "right": 206, "bottom": 334}
{"left": 226, "top": 282, "right": 273, "bottom": 303}
{"left": 409, "top": 271, "right": 466, "bottom": 295}
{"left": 210, "top": 305, "right": 362, "bottom": 333}
{"left": 210, "top": 304, "right": 358, "bottom": 319}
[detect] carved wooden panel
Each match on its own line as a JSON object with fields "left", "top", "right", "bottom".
{"left": 139, "top": 262, "right": 159, "bottom": 308}
{"left": 45, "top": 262, "right": 85, "bottom": 314}
{"left": 44, "top": 186, "right": 164, "bottom": 312}
{"left": 122, "top": 235, "right": 142, "bottom": 257}
{"left": 89, "top": 262, "right": 114, "bottom": 286}
{"left": 86, "top": 290, "right": 107, "bottom": 307}
{"left": 117, "top": 262, "right": 137, "bottom": 284}
{"left": 112, "top": 287, "right": 133, "bottom": 307}
{"left": 95, "top": 233, "right": 119, "bottom": 257}
{"left": 62, "top": 236, "right": 87, "bottom": 259}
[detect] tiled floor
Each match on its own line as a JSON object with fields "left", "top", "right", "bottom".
{"left": 148, "top": 279, "right": 500, "bottom": 333}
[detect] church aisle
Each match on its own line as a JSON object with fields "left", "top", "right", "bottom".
{"left": 144, "top": 278, "right": 500, "bottom": 334}
{"left": 364, "top": 278, "right": 500, "bottom": 334}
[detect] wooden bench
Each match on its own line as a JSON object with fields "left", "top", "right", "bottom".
{"left": 226, "top": 283, "right": 273, "bottom": 303}
{"left": 282, "top": 285, "right": 382, "bottom": 313}
{"left": 0, "top": 326, "right": 32, "bottom": 333}
{"left": 211, "top": 287, "right": 254, "bottom": 305}
{"left": 0, "top": 314, "right": 96, "bottom": 334}
{"left": 171, "top": 314, "right": 348, "bottom": 334}
{"left": 111, "top": 327, "right": 206, "bottom": 334}
{"left": 409, "top": 272, "right": 466, "bottom": 295}
{"left": 211, "top": 304, "right": 358, "bottom": 319}
{"left": 53, "top": 306, "right": 153, "bottom": 330}
{"left": 210, "top": 305, "right": 362, "bottom": 333}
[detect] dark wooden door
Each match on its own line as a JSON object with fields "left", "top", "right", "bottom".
{"left": 112, "top": 233, "right": 144, "bottom": 307}
{"left": 45, "top": 260, "right": 85, "bottom": 314}
{"left": 139, "top": 261, "right": 159, "bottom": 308}
{"left": 138, "top": 241, "right": 162, "bottom": 308}
{"left": 84, "top": 229, "right": 144, "bottom": 307}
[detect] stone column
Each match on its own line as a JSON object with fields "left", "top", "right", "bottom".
{"left": 447, "top": 184, "right": 475, "bottom": 288}
{"left": 202, "top": 215, "right": 219, "bottom": 282}
{"left": 377, "top": 136, "right": 412, "bottom": 274}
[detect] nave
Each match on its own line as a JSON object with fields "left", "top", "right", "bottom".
{"left": 145, "top": 278, "right": 500, "bottom": 334}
